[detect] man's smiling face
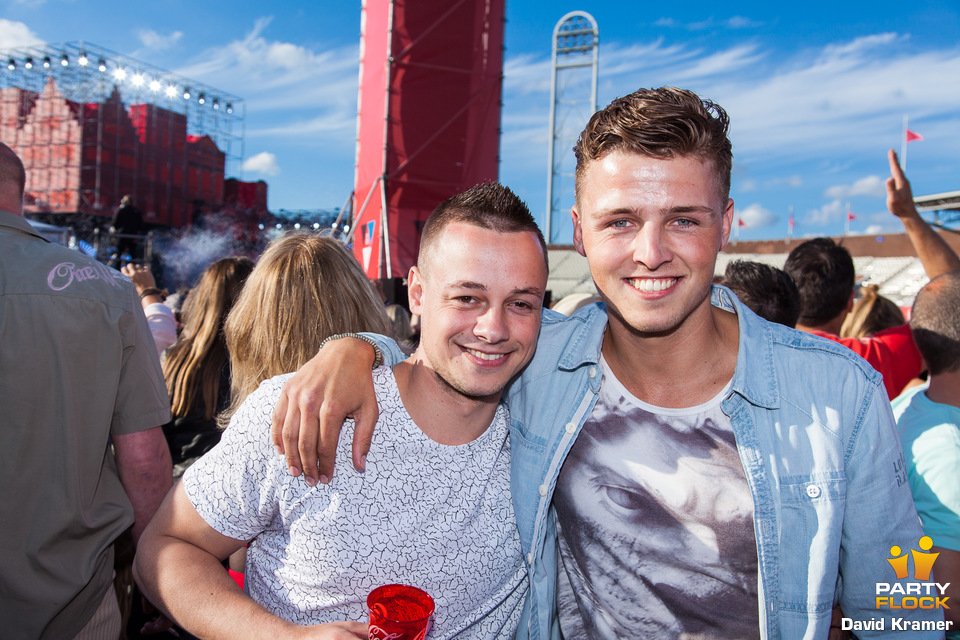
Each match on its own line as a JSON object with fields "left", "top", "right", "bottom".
{"left": 573, "top": 150, "right": 733, "bottom": 338}
{"left": 409, "top": 221, "right": 547, "bottom": 403}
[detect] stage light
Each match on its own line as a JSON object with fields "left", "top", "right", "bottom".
{"left": 149, "top": 79, "right": 162, "bottom": 92}
{"left": 97, "top": 58, "right": 106, "bottom": 72}
{"left": 60, "top": 53, "right": 69, "bottom": 67}
{"left": 112, "top": 67, "right": 126, "bottom": 81}
{"left": 226, "top": 103, "right": 233, "bottom": 114}
{"left": 276, "top": 223, "right": 282, "bottom": 229}
{"left": 258, "top": 223, "right": 265, "bottom": 230}
{"left": 24, "top": 57, "right": 33, "bottom": 69}
{"left": 78, "top": 51, "right": 88, "bottom": 66}
{"left": 164, "top": 85, "right": 177, "bottom": 98}
{"left": 313, "top": 223, "right": 320, "bottom": 230}
{"left": 6, "top": 59, "right": 14, "bottom": 71}
{"left": 343, "top": 224, "right": 351, "bottom": 233}
{"left": 42, "top": 56, "right": 51, "bottom": 69}
{"left": 213, "top": 98, "right": 219, "bottom": 110}
{"left": 131, "top": 72, "right": 144, "bottom": 87}
{"left": 198, "top": 92, "right": 205, "bottom": 105}
{"left": 183, "top": 87, "right": 191, "bottom": 100}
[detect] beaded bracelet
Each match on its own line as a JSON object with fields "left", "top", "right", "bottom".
{"left": 319, "top": 333, "right": 384, "bottom": 369}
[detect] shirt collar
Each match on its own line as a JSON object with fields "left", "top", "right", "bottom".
{"left": 550, "top": 285, "right": 783, "bottom": 410}
{"left": 0, "top": 209, "right": 52, "bottom": 243}
{"left": 716, "top": 284, "right": 781, "bottom": 409}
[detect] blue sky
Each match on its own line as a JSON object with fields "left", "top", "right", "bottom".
{"left": 2, "top": 0, "right": 959, "bottom": 242}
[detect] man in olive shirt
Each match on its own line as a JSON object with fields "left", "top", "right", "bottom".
{"left": 0, "top": 143, "right": 172, "bottom": 639}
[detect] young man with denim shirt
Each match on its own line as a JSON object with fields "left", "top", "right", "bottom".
{"left": 272, "top": 89, "right": 945, "bottom": 638}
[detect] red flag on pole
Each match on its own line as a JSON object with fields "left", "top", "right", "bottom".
{"left": 738, "top": 218, "right": 747, "bottom": 227}
{"left": 847, "top": 212, "right": 857, "bottom": 222}
{"left": 906, "top": 129, "right": 924, "bottom": 143}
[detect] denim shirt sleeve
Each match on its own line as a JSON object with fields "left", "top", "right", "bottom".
{"left": 835, "top": 381, "right": 942, "bottom": 635}
{"left": 724, "top": 287, "right": 944, "bottom": 639}
{"left": 359, "top": 332, "right": 406, "bottom": 365}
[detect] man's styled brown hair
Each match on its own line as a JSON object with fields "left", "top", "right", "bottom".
{"left": 418, "top": 181, "right": 547, "bottom": 273}
{"left": 573, "top": 87, "right": 733, "bottom": 204}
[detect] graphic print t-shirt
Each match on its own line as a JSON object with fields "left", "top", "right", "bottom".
{"left": 554, "top": 356, "right": 760, "bottom": 639}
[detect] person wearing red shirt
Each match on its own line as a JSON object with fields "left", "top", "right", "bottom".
{"left": 785, "top": 150, "right": 960, "bottom": 399}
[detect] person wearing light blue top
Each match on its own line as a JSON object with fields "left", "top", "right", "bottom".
{"left": 272, "top": 88, "right": 946, "bottom": 639}
{"left": 892, "top": 271, "right": 960, "bottom": 638}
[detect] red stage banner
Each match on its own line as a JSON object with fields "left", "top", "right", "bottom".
{"left": 353, "top": 0, "right": 506, "bottom": 278}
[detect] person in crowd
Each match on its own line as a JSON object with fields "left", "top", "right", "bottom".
{"left": 722, "top": 260, "right": 800, "bottom": 327}
{"left": 272, "top": 88, "right": 944, "bottom": 638}
{"left": 0, "top": 143, "right": 172, "bottom": 638}
{"left": 110, "top": 193, "right": 144, "bottom": 266}
{"left": 784, "top": 150, "right": 960, "bottom": 399}
{"left": 892, "top": 271, "right": 960, "bottom": 638}
{"left": 122, "top": 263, "right": 178, "bottom": 355}
{"left": 161, "top": 257, "right": 254, "bottom": 477}
{"left": 134, "top": 185, "right": 544, "bottom": 638}
{"left": 840, "top": 283, "right": 905, "bottom": 339}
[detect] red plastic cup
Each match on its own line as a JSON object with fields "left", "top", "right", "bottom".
{"left": 367, "top": 584, "right": 435, "bottom": 640}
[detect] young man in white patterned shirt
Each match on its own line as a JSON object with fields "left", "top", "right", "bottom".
{"left": 134, "top": 182, "right": 548, "bottom": 640}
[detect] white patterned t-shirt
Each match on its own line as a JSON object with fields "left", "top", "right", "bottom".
{"left": 183, "top": 367, "right": 526, "bottom": 639}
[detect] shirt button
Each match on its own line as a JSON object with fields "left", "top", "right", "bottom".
{"left": 565, "top": 422, "right": 576, "bottom": 434}
{"left": 588, "top": 366, "right": 597, "bottom": 379}
{"left": 806, "top": 484, "right": 821, "bottom": 498}
{"left": 538, "top": 484, "right": 548, "bottom": 497}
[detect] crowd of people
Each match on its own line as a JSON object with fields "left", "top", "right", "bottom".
{"left": 1, "top": 85, "right": 957, "bottom": 640}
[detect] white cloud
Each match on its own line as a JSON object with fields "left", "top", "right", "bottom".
{"left": 824, "top": 175, "right": 887, "bottom": 199}
{"left": 726, "top": 16, "right": 764, "bottom": 29}
{"left": 821, "top": 33, "right": 901, "bottom": 60}
{"left": 0, "top": 19, "right": 42, "bottom": 48}
{"left": 138, "top": 29, "right": 183, "bottom": 51}
{"left": 171, "top": 17, "right": 360, "bottom": 141}
{"left": 809, "top": 199, "right": 845, "bottom": 225}
{"left": 653, "top": 16, "right": 764, "bottom": 31}
{"left": 738, "top": 203, "right": 779, "bottom": 228}
{"left": 242, "top": 151, "right": 280, "bottom": 176}
{"left": 864, "top": 224, "right": 885, "bottom": 235}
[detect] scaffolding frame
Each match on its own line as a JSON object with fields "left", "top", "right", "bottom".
{"left": 1, "top": 41, "right": 244, "bottom": 220}
{"left": 545, "top": 11, "right": 598, "bottom": 244}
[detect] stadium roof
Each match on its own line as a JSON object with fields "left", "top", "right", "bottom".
{"left": 915, "top": 190, "right": 960, "bottom": 213}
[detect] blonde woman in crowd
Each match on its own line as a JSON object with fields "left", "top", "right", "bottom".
{"left": 840, "top": 283, "right": 905, "bottom": 339}
{"left": 223, "top": 232, "right": 393, "bottom": 423}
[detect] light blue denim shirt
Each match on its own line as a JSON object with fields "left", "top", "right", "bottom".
{"left": 370, "top": 285, "right": 943, "bottom": 639}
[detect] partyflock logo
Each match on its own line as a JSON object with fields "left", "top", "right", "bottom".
{"left": 876, "top": 536, "right": 948, "bottom": 610}
{"left": 842, "top": 536, "right": 953, "bottom": 634}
